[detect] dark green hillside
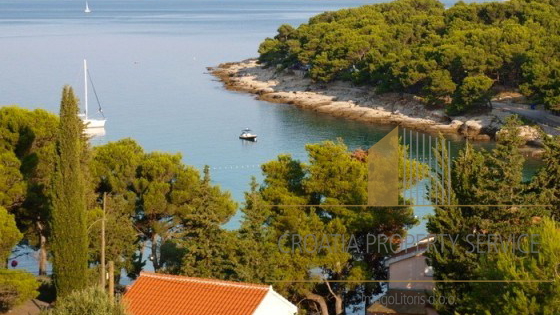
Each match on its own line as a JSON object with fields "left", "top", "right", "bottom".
{"left": 259, "top": 0, "right": 560, "bottom": 114}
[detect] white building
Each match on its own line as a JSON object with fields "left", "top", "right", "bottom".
{"left": 368, "top": 237, "right": 438, "bottom": 315}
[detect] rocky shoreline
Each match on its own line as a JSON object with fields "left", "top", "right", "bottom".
{"left": 209, "top": 59, "right": 543, "bottom": 148}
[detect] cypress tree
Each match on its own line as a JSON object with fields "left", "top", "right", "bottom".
{"left": 51, "top": 86, "right": 88, "bottom": 297}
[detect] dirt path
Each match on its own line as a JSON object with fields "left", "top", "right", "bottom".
{"left": 494, "top": 102, "right": 560, "bottom": 136}
{"left": 4, "top": 299, "right": 48, "bottom": 315}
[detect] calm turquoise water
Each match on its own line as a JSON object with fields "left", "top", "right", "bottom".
{"left": 1, "top": 0, "right": 536, "bottom": 279}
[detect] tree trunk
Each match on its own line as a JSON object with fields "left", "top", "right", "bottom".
{"left": 39, "top": 234, "right": 47, "bottom": 276}
{"left": 325, "top": 281, "right": 343, "bottom": 315}
{"left": 37, "top": 221, "right": 47, "bottom": 276}
{"left": 151, "top": 234, "right": 159, "bottom": 271}
{"left": 304, "top": 291, "right": 329, "bottom": 315}
{"left": 333, "top": 294, "right": 343, "bottom": 314}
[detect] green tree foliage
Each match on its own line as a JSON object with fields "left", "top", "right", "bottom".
{"left": 41, "top": 286, "right": 127, "bottom": 315}
{"left": 133, "top": 152, "right": 184, "bottom": 272}
{"left": 424, "top": 70, "right": 456, "bottom": 106}
{"left": 51, "top": 86, "right": 88, "bottom": 297}
{"left": 448, "top": 74, "right": 494, "bottom": 114}
{"left": 426, "top": 138, "right": 479, "bottom": 314}
{"left": 0, "top": 206, "right": 22, "bottom": 265}
{"left": 259, "top": 0, "right": 560, "bottom": 111}
{"left": 0, "top": 106, "right": 58, "bottom": 275}
{"left": 520, "top": 48, "right": 560, "bottom": 112}
{"left": 471, "top": 217, "right": 560, "bottom": 314}
{"left": 178, "top": 166, "right": 237, "bottom": 277}
{"left": 89, "top": 139, "right": 143, "bottom": 278}
{"left": 0, "top": 270, "right": 40, "bottom": 312}
{"left": 528, "top": 134, "right": 560, "bottom": 216}
{"left": 0, "top": 206, "right": 39, "bottom": 312}
{"left": 0, "top": 104, "right": 239, "bottom": 286}
{"left": 210, "top": 140, "right": 420, "bottom": 314}
{"left": 89, "top": 139, "right": 236, "bottom": 277}
{"left": 426, "top": 116, "right": 551, "bottom": 314}
{"left": 87, "top": 195, "right": 137, "bottom": 284}
{"left": 224, "top": 177, "right": 277, "bottom": 283}
{"left": 0, "top": 150, "right": 25, "bottom": 211}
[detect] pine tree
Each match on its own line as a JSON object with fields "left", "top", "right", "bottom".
{"left": 0, "top": 106, "right": 59, "bottom": 276}
{"left": 51, "top": 86, "right": 88, "bottom": 297}
{"left": 179, "top": 165, "right": 237, "bottom": 278}
{"left": 227, "top": 141, "right": 417, "bottom": 314}
{"left": 529, "top": 135, "right": 560, "bottom": 218}
{"left": 474, "top": 117, "right": 544, "bottom": 235}
{"left": 472, "top": 217, "right": 560, "bottom": 314}
{"left": 231, "top": 177, "right": 276, "bottom": 283}
{"left": 133, "top": 151, "right": 182, "bottom": 272}
{"left": 427, "top": 117, "right": 547, "bottom": 314}
{"left": 426, "top": 139, "right": 481, "bottom": 314}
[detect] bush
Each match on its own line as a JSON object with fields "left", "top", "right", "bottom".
{"left": 0, "top": 270, "right": 40, "bottom": 312}
{"left": 0, "top": 206, "right": 36, "bottom": 312}
{"left": 0, "top": 206, "right": 22, "bottom": 264}
{"left": 42, "top": 286, "right": 128, "bottom": 315}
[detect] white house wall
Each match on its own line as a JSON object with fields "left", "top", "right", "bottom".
{"left": 252, "top": 288, "right": 298, "bottom": 315}
{"left": 389, "top": 255, "right": 435, "bottom": 291}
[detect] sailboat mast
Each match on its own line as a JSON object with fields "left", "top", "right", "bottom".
{"left": 84, "top": 59, "right": 88, "bottom": 119}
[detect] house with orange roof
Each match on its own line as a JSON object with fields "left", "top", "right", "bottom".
{"left": 123, "top": 272, "right": 298, "bottom": 315}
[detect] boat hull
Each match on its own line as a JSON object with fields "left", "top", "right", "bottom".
{"left": 84, "top": 119, "right": 106, "bottom": 129}
{"left": 239, "top": 135, "right": 257, "bottom": 141}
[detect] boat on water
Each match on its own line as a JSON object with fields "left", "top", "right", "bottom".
{"left": 79, "top": 59, "right": 106, "bottom": 129}
{"left": 84, "top": 1, "right": 91, "bottom": 13}
{"left": 239, "top": 128, "right": 257, "bottom": 141}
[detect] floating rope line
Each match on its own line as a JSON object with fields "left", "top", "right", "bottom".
{"left": 206, "top": 164, "right": 262, "bottom": 171}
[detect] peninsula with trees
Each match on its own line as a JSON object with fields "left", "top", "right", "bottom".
{"left": 212, "top": 0, "right": 560, "bottom": 143}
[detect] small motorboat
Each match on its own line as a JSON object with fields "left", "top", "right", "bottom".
{"left": 239, "top": 128, "right": 257, "bottom": 141}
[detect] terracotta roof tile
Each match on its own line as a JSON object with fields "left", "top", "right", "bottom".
{"left": 124, "top": 272, "right": 270, "bottom": 315}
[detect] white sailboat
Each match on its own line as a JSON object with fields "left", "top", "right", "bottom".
{"left": 84, "top": 1, "right": 91, "bottom": 13}
{"left": 80, "top": 59, "right": 106, "bottom": 129}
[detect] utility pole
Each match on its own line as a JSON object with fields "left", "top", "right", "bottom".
{"left": 100, "top": 192, "right": 106, "bottom": 288}
{"left": 108, "top": 261, "right": 114, "bottom": 303}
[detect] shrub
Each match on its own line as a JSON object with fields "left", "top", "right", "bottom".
{"left": 0, "top": 206, "right": 37, "bottom": 312}
{"left": 0, "top": 270, "right": 40, "bottom": 312}
{"left": 42, "top": 286, "right": 128, "bottom": 315}
{"left": 0, "top": 206, "right": 22, "bottom": 264}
